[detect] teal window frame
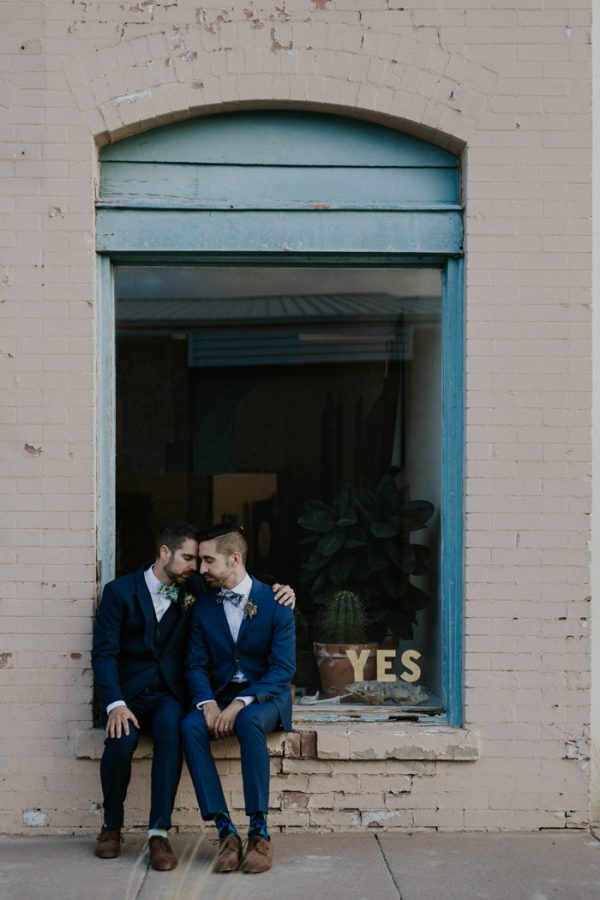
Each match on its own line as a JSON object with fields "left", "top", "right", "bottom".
{"left": 97, "top": 251, "right": 463, "bottom": 726}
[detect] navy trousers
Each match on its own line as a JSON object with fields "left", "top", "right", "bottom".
{"left": 182, "top": 696, "right": 280, "bottom": 819}
{"left": 100, "top": 690, "right": 184, "bottom": 830}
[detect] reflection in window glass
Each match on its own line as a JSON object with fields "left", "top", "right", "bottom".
{"left": 115, "top": 266, "right": 443, "bottom": 713}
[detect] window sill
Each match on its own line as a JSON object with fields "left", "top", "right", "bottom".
{"left": 74, "top": 722, "right": 479, "bottom": 762}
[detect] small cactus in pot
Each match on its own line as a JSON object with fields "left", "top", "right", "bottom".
{"left": 313, "top": 590, "right": 376, "bottom": 698}
{"left": 316, "top": 590, "right": 367, "bottom": 644}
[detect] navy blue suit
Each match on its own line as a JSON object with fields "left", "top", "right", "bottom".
{"left": 182, "top": 576, "right": 295, "bottom": 819}
{"left": 92, "top": 567, "right": 193, "bottom": 830}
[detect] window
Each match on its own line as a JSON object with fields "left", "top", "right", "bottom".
{"left": 97, "top": 110, "right": 463, "bottom": 723}
{"left": 114, "top": 263, "right": 447, "bottom": 716}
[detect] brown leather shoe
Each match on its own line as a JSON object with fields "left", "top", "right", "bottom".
{"left": 241, "top": 834, "right": 273, "bottom": 874}
{"left": 95, "top": 827, "right": 122, "bottom": 859}
{"left": 148, "top": 835, "right": 178, "bottom": 871}
{"left": 213, "top": 833, "right": 242, "bottom": 873}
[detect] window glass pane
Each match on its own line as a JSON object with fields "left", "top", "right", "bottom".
{"left": 115, "top": 265, "right": 443, "bottom": 714}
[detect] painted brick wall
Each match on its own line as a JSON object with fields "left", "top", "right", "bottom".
{"left": 0, "top": 0, "right": 592, "bottom": 834}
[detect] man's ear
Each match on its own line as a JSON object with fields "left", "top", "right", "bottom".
{"left": 159, "top": 544, "right": 172, "bottom": 563}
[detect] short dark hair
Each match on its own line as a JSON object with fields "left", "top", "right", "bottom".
{"left": 156, "top": 522, "right": 199, "bottom": 555}
{"left": 199, "top": 523, "right": 248, "bottom": 563}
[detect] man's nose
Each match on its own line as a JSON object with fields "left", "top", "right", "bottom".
{"left": 199, "top": 561, "right": 208, "bottom": 573}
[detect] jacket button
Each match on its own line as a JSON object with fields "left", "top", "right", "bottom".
{"left": 235, "top": 658, "right": 239, "bottom": 664}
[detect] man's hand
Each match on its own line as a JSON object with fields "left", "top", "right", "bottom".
{"left": 214, "top": 700, "right": 245, "bottom": 740}
{"left": 200, "top": 700, "right": 221, "bottom": 737}
{"left": 106, "top": 705, "right": 139, "bottom": 739}
{"left": 272, "top": 583, "right": 296, "bottom": 609}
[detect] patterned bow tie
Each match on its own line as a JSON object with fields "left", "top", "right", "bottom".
{"left": 157, "top": 583, "right": 179, "bottom": 603}
{"left": 216, "top": 588, "right": 244, "bottom": 606}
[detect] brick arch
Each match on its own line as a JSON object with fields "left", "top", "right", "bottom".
{"left": 64, "top": 24, "right": 492, "bottom": 154}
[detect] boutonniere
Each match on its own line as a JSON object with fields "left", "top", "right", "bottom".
{"left": 244, "top": 599, "right": 258, "bottom": 620}
{"left": 182, "top": 592, "right": 197, "bottom": 610}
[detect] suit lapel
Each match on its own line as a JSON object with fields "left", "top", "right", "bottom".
{"left": 134, "top": 567, "right": 156, "bottom": 648}
{"left": 207, "top": 592, "right": 235, "bottom": 648}
{"left": 236, "top": 577, "right": 264, "bottom": 645}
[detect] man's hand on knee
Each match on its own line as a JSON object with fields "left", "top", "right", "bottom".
{"left": 214, "top": 700, "right": 245, "bottom": 740}
{"left": 106, "top": 706, "right": 140, "bottom": 739}
{"left": 200, "top": 700, "right": 221, "bottom": 737}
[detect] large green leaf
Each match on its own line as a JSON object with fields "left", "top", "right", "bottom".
{"left": 311, "top": 568, "right": 331, "bottom": 598}
{"left": 337, "top": 508, "right": 357, "bottom": 527}
{"left": 398, "top": 500, "right": 435, "bottom": 530}
{"left": 385, "top": 541, "right": 417, "bottom": 574}
{"left": 412, "top": 544, "right": 431, "bottom": 576}
{"left": 367, "top": 540, "right": 389, "bottom": 571}
{"left": 370, "top": 521, "right": 398, "bottom": 539}
{"left": 317, "top": 529, "right": 347, "bottom": 557}
{"left": 375, "top": 475, "right": 401, "bottom": 514}
{"left": 353, "top": 558, "right": 371, "bottom": 581}
{"left": 304, "top": 498, "right": 335, "bottom": 514}
{"left": 380, "top": 565, "right": 407, "bottom": 598}
{"left": 356, "top": 491, "right": 380, "bottom": 523}
{"left": 335, "top": 482, "right": 356, "bottom": 517}
{"left": 328, "top": 554, "right": 353, "bottom": 586}
{"left": 400, "top": 582, "right": 430, "bottom": 611}
{"left": 297, "top": 509, "right": 336, "bottom": 533}
{"left": 300, "top": 551, "right": 328, "bottom": 576}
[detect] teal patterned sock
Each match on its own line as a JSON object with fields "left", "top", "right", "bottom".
{"left": 248, "top": 811, "right": 270, "bottom": 841}
{"left": 214, "top": 811, "right": 238, "bottom": 841}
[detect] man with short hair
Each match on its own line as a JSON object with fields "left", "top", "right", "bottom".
{"left": 92, "top": 522, "right": 294, "bottom": 871}
{"left": 182, "top": 524, "right": 296, "bottom": 875}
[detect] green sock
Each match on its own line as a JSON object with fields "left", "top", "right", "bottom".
{"left": 248, "top": 811, "right": 269, "bottom": 840}
{"left": 214, "top": 811, "right": 237, "bottom": 841}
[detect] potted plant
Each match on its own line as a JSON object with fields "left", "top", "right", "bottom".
{"left": 298, "top": 475, "right": 435, "bottom": 642}
{"left": 313, "top": 590, "right": 377, "bottom": 698}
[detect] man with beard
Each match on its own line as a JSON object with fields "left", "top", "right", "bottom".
{"left": 92, "top": 522, "right": 294, "bottom": 871}
{"left": 182, "top": 524, "right": 296, "bottom": 874}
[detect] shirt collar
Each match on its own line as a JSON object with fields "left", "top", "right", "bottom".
{"left": 145, "top": 565, "right": 168, "bottom": 595}
{"left": 229, "top": 573, "right": 252, "bottom": 599}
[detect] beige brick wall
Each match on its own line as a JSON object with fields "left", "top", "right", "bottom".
{"left": 0, "top": 1, "right": 592, "bottom": 834}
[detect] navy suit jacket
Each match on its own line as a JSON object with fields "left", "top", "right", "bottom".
{"left": 92, "top": 567, "right": 192, "bottom": 713}
{"left": 185, "top": 576, "right": 296, "bottom": 731}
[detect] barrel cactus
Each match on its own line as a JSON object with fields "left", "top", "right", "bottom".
{"left": 317, "top": 590, "right": 367, "bottom": 644}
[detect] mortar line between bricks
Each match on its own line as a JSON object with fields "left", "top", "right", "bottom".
{"left": 374, "top": 833, "right": 402, "bottom": 900}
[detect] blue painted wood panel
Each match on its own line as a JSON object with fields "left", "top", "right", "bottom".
{"left": 100, "top": 163, "right": 460, "bottom": 210}
{"left": 100, "top": 111, "right": 457, "bottom": 168}
{"left": 98, "top": 111, "right": 461, "bottom": 254}
{"left": 97, "top": 209, "right": 463, "bottom": 254}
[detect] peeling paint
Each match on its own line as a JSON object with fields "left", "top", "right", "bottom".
{"left": 0, "top": 652, "right": 13, "bottom": 668}
{"left": 23, "top": 810, "right": 47, "bottom": 827}
{"left": 271, "top": 27, "right": 293, "bottom": 53}
{"left": 113, "top": 90, "right": 152, "bottom": 105}
{"left": 24, "top": 443, "right": 42, "bottom": 456}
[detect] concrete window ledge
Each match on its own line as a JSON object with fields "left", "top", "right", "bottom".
{"left": 307, "top": 723, "right": 480, "bottom": 761}
{"left": 74, "top": 728, "right": 288, "bottom": 760}
{"left": 74, "top": 723, "right": 479, "bottom": 762}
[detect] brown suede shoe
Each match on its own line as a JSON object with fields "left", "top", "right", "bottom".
{"left": 241, "top": 834, "right": 273, "bottom": 874}
{"left": 95, "top": 827, "right": 122, "bottom": 859}
{"left": 213, "top": 833, "right": 243, "bottom": 873}
{"left": 148, "top": 835, "right": 178, "bottom": 871}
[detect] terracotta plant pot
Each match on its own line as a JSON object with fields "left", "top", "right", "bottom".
{"left": 313, "top": 641, "right": 378, "bottom": 699}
